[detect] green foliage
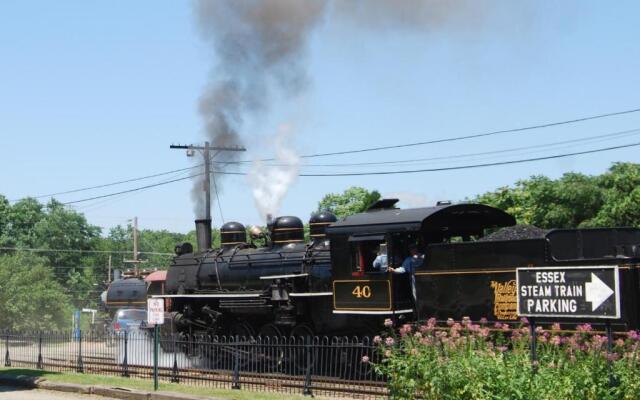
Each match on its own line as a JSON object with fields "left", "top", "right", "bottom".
{"left": 477, "top": 163, "right": 640, "bottom": 228}
{"left": 0, "top": 253, "right": 72, "bottom": 330}
{"left": 316, "top": 186, "right": 381, "bottom": 219}
{"left": 373, "top": 319, "right": 640, "bottom": 400}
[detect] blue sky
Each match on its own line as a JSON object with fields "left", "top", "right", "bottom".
{"left": 1, "top": 1, "right": 639, "bottom": 234}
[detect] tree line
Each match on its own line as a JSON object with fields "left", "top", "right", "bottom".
{"left": 1, "top": 162, "right": 638, "bottom": 330}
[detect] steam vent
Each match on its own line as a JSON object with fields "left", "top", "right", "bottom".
{"left": 272, "top": 216, "right": 304, "bottom": 244}
{"left": 220, "top": 221, "right": 247, "bottom": 248}
{"left": 309, "top": 211, "right": 337, "bottom": 239}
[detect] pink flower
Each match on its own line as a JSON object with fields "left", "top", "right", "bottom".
{"left": 550, "top": 335, "right": 561, "bottom": 346}
{"left": 361, "top": 355, "right": 370, "bottom": 363}
{"left": 399, "top": 324, "right": 412, "bottom": 336}
{"left": 494, "top": 322, "right": 503, "bottom": 329}
{"left": 520, "top": 317, "right": 529, "bottom": 325}
{"left": 627, "top": 330, "right": 639, "bottom": 341}
{"left": 551, "top": 323, "right": 561, "bottom": 332}
{"left": 615, "top": 338, "right": 625, "bottom": 348}
{"left": 446, "top": 318, "right": 454, "bottom": 326}
{"left": 501, "top": 323, "right": 510, "bottom": 332}
{"left": 427, "top": 317, "right": 437, "bottom": 328}
{"left": 373, "top": 335, "right": 382, "bottom": 344}
{"left": 497, "top": 346, "right": 508, "bottom": 353}
{"left": 479, "top": 328, "right": 490, "bottom": 338}
{"left": 384, "top": 318, "right": 393, "bottom": 328}
{"left": 479, "top": 317, "right": 488, "bottom": 325}
{"left": 577, "top": 323, "right": 592, "bottom": 333}
{"left": 462, "top": 316, "right": 471, "bottom": 326}
{"left": 385, "top": 337, "right": 395, "bottom": 346}
{"left": 414, "top": 331, "right": 423, "bottom": 339}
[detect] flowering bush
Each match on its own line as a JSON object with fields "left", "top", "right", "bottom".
{"left": 370, "top": 318, "right": 640, "bottom": 400}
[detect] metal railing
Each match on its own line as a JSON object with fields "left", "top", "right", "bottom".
{"left": 0, "top": 330, "right": 387, "bottom": 399}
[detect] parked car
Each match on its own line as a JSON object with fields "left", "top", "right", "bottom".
{"left": 110, "top": 308, "right": 147, "bottom": 335}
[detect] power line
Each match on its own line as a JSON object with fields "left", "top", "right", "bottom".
{"left": 230, "top": 127, "right": 640, "bottom": 168}
{"left": 61, "top": 173, "right": 202, "bottom": 205}
{"left": 281, "top": 107, "right": 640, "bottom": 159}
{"left": 10, "top": 165, "right": 200, "bottom": 202}
{"left": 54, "top": 139, "right": 640, "bottom": 205}
{"left": 0, "top": 247, "right": 174, "bottom": 256}
{"left": 11, "top": 107, "right": 639, "bottom": 203}
{"left": 294, "top": 142, "right": 640, "bottom": 176}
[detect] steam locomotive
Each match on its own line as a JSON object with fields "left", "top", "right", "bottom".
{"left": 155, "top": 199, "right": 640, "bottom": 337}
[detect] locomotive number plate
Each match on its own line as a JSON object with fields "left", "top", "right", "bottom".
{"left": 333, "top": 280, "right": 391, "bottom": 311}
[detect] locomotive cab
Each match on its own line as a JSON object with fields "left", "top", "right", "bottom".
{"left": 326, "top": 200, "right": 516, "bottom": 318}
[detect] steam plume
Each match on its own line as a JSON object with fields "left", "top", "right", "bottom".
{"left": 249, "top": 125, "right": 300, "bottom": 221}
{"left": 192, "top": 0, "right": 327, "bottom": 218}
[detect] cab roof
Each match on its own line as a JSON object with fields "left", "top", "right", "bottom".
{"left": 325, "top": 203, "right": 515, "bottom": 236}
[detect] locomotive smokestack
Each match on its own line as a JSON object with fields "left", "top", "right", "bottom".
{"left": 195, "top": 218, "right": 212, "bottom": 252}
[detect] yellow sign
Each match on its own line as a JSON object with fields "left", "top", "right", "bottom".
{"left": 490, "top": 280, "right": 518, "bottom": 320}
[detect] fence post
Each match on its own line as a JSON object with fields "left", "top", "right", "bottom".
{"left": 605, "top": 321, "right": 617, "bottom": 387}
{"left": 153, "top": 325, "right": 159, "bottom": 391}
{"left": 232, "top": 335, "right": 240, "bottom": 390}
{"left": 303, "top": 336, "right": 313, "bottom": 396}
{"left": 171, "top": 334, "right": 179, "bottom": 383}
{"left": 4, "top": 333, "right": 11, "bottom": 367}
{"left": 529, "top": 318, "right": 537, "bottom": 374}
{"left": 37, "top": 332, "right": 43, "bottom": 369}
{"left": 122, "top": 331, "right": 129, "bottom": 377}
{"left": 76, "top": 329, "right": 84, "bottom": 373}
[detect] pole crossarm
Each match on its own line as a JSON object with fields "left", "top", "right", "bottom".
{"left": 170, "top": 144, "right": 246, "bottom": 152}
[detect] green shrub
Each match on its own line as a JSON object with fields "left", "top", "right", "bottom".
{"left": 371, "top": 318, "right": 640, "bottom": 400}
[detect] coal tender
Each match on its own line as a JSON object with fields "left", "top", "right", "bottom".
{"left": 159, "top": 200, "right": 640, "bottom": 337}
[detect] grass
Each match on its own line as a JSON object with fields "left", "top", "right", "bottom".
{"left": 0, "top": 367, "right": 311, "bottom": 400}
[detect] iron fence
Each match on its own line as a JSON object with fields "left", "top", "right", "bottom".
{"left": 0, "top": 330, "right": 387, "bottom": 398}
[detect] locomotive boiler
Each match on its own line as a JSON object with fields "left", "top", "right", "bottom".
{"left": 157, "top": 200, "right": 640, "bottom": 338}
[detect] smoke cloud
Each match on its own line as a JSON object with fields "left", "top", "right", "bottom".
{"left": 249, "top": 125, "right": 300, "bottom": 221}
{"left": 193, "top": 1, "right": 490, "bottom": 219}
{"left": 192, "top": 0, "right": 327, "bottom": 218}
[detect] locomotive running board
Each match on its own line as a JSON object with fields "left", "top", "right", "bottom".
{"left": 332, "top": 309, "right": 414, "bottom": 315}
{"left": 152, "top": 293, "right": 261, "bottom": 298}
{"left": 289, "top": 292, "right": 333, "bottom": 297}
{"left": 259, "top": 273, "right": 309, "bottom": 280}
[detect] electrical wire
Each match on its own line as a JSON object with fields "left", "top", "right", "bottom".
{"left": 0, "top": 247, "right": 174, "bottom": 256}
{"left": 226, "top": 107, "right": 640, "bottom": 162}
{"left": 11, "top": 165, "right": 201, "bottom": 202}
{"left": 294, "top": 142, "right": 640, "bottom": 176}
{"left": 61, "top": 173, "right": 203, "bottom": 205}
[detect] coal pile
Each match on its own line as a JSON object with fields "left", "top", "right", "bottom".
{"left": 479, "top": 225, "right": 548, "bottom": 241}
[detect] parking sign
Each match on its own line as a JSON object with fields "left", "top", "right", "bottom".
{"left": 147, "top": 298, "right": 165, "bottom": 325}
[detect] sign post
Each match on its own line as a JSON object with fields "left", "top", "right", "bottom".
{"left": 147, "top": 299, "right": 165, "bottom": 391}
{"left": 517, "top": 266, "right": 621, "bottom": 381}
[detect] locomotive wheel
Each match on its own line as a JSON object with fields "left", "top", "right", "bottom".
{"left": 257, "top": 324, "right": 285, "bottom": 372}
{"left": 229, "top": 321, "right": 255, "bottom": 340}
{"left": 288, "top": 323, "right": 317, "bottom": 373}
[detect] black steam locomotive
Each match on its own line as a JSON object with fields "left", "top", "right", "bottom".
{"left": 156, "top": 199, "right": 640, "bottom": 337}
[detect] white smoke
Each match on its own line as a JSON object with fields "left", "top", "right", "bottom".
{"left": 249, "top": 125, "right": 301, "bottom": 221}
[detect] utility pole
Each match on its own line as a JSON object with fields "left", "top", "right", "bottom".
{"left": 107, "top": 255, "right": 112, "bottom": 283}
{"left": 170, "top": 142, "right": 246, "bottom": 222}
{"left": 123, "top": 216, "right": 144, "bottom": 276}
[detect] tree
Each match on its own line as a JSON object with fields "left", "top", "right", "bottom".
{"left": 317, "top": 186, "right": 381, "bottom": 219}
{"left": 476, "top": 163, "right": 640, "bottom": 229}
{"left": 0, "top": 253, "right": 72, "bottom": 330}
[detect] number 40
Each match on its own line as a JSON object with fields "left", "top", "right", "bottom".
{"left": 352, "top": 285, "right": 372, "bottom": 299}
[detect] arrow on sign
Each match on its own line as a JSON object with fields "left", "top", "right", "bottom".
{"left": 585, "top": 273, "right": 614, "bottom": 311}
